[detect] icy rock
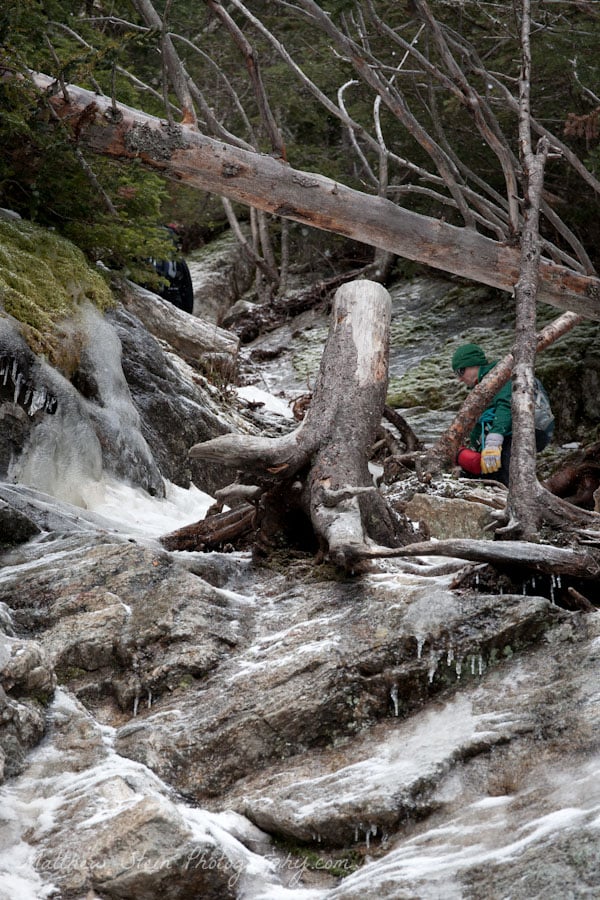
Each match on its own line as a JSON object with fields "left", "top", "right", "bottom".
{"left": 0, "top": 633, "right": 55, "bottom": 782}
{"left": 0, "top": 537, "right": 242, "bottom": 714}
{"left": 3, "top": 693, "right": 253, "bottom": 900}
{"left": 109, "top": 304, "right": 257, "bottom": 494}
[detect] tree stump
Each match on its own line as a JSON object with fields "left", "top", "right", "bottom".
{"left": 185, "top": 280, "right": 408, "bottom": 569}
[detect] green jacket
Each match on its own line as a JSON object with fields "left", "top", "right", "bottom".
{"left": 468, "top": 362, "right": 512, "bottom": 451}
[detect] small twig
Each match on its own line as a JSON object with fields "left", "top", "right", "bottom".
{"left": 44, "top": 35, "right": 70, "bottom": 101}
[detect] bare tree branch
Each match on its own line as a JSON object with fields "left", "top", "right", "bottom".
{"left": 132, "top": 0, "right": 197, "bottom": 126}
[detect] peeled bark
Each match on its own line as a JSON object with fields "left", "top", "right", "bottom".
{"left": 188, "top": 280, "right": 406, "bottom": 568}
{"left": 27, "top": 71, "right": 600, "bottom": 321}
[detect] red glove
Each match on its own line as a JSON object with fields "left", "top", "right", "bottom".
{"left": 457, "top": 447, "right": 482, "bottom": 475}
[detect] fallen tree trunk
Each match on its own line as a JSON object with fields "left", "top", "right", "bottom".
{"left": 27, "top": 71, "right": 600, "bottom": 321}
{"left": 121, "top": 281, "right": 239, "bottom": 378}
{"left": 187, "top": 279, "right": 410, "bottom": 568}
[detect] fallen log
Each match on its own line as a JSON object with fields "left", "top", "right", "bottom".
{"left": 121, "top": 280, "right": 239, "bottom": 379}
{"left": 161, "top": 504, "right": 256, "bottom": 551}
{"left": 26, "top": 71, "right": 600, "bottom": 321}
{"left": 188, "top": 279, "right": 411, "bottom": 568}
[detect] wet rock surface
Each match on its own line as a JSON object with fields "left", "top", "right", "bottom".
{"left": 1, "top": 260, "right": 599, "bottom": 898}
{"left": 1, "top": 510, "right": 598, "bottom": 898}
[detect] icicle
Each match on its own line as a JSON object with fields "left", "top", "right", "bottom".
{"left": 390, "top": 683, "right": 399, "bottom": 717}
{"left": 455, "top": 658, "right": 462, "bottom": 680}
{"left": 478, "top": 654, "right": 484, "bottom": 676}
{"left": 133, "top": 693, "right": 140, "bottom": 717}
{"left": 147, "top": 690, "right": 152, "bottom": 709}
{"left": 28, "top": 388, "right": 47, "bottom": 416}
{"left": 471, "top": 655, "right": 476, "bottom": 675}
{"left": 354, "top": 825, "right": 359, "bottom": 842}
{"left": 13, "top": 372, "right": 24, "bottom": 404}
{"left": 475, "top": 573, "right": 479, "bottom": 586}
{"left": 557, "top": 575, "right": 562, "bottom": 588}
{"left": 532, "top": 576, "right": 536, "bottom": 590}
{"left": 416, "top": 636, "right": 424, "bottom": 659}
{"left": 428, "top": 651, "right": 439, "bottom": 684}
{"left": 522, "top": 582, "right": 527, "bottom": 595}
{"left": 365, "top": 824, "right": 377, "bottom": 849}
{"left": 447, "top": 648, "right": 454, "bottom": 666}
{"left": 3, "top": 362, "right": 9, "bottom": 386}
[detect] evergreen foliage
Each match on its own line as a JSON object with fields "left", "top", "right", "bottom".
{"left": 1, "top": 1, "right": 600, "bottom": 269}
{"left": 0, "top": 0, "right": 180, "bottom": 278}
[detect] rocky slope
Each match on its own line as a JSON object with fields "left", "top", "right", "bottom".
{"left": 1, "top": 223, "right": 599, "bottom": 899}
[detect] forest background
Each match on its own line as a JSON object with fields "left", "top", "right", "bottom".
{"left": 2, "top": 0, "right": 600, "bottom": 296}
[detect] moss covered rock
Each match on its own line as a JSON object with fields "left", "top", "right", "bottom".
{"left": 0, "top": 216, "right": 114, "bottom": 365}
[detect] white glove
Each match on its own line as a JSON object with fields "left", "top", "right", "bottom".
{"left": 480, "top": 433, "right": 504, "bottom": 474}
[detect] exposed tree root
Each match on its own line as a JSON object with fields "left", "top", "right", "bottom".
{"left": 178, "top": 281, "right": 415, "bottom": 570}
{"left": 353, "top": 536, "right": 600, "bottom": 585}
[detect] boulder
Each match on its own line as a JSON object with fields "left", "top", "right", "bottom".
{"left": 186, "top": 230, "right": 255, "bottom": 324}
{"left": 404, "top": 492, "right": 496, "bottom": 539}
{"left": 0, "top": 632, "right": 55, "bottom": 781}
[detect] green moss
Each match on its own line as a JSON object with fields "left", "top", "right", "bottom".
{"left": 270, "top": 835, "right": 362, "bottom": 879}
{"left": 55, "top": 665, "right": 88, "bottom": 682}
{"left": 30, "top": 689, "right": 55, "bottom": 707}
{"left": 0, "top": 218, "right": 114, "bottom": 365}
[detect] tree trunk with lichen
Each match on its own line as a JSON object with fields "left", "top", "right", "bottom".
{"left": 26, "top": 71, "right": 600, "bottom": 322}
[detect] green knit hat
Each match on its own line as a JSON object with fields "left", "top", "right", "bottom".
{"left": 451, "top": 343, "right": 488, "bottom": 371}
